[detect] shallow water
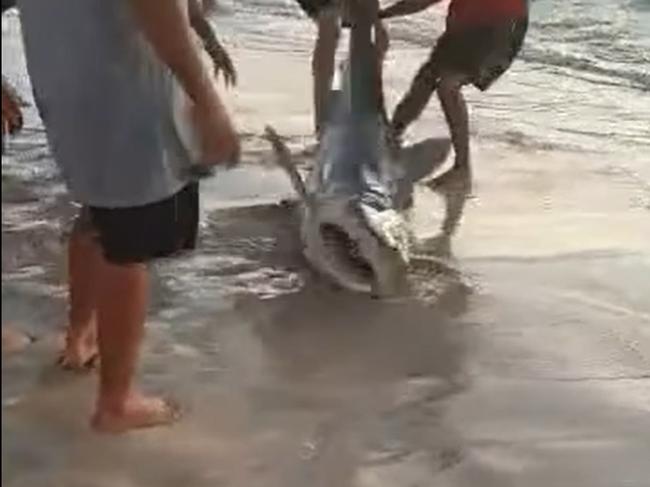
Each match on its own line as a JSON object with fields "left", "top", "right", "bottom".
{"left": 3, "top": 1, "right": 650, "bottom": 486}
{"left": 208, "top": 0, "right": 650, "bottom": 151}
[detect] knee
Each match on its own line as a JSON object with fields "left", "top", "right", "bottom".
{"left": 437, "top": 73, "right": 465, "bottom": 95}
{"left": 412, "top": 57, "right": 441, "bottom": 87}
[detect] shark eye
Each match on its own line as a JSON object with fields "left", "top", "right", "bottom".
{"left": 320, "top": 223, "right": 374, "bottom": 280}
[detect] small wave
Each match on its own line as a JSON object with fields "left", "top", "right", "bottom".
{"left": 482, "top": 130, "right": 588, "bottom": 153}
{"left": 520, "top": 46, "right": 649, "bottom": 91}
{"left": 233, "top": 0, "right": 303, "bottom": 18}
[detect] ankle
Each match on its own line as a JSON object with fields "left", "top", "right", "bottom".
{"left": 96, "top": 390, "right": 134, "bottom": 416}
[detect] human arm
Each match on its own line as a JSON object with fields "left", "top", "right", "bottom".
{"left": 188, "top": 0, "right": 237, "bottom": 87}
{"left": 128, "top": 0, "right": 239, "bottom": 165}
{"left": 379, "top": 0, "right": 441, "bottom": 19}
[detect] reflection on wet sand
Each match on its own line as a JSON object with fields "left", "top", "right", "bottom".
{"left": 237, "top": 283, "right": 469, "bottom": 486}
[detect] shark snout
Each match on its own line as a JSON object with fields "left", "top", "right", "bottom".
{"left": 305, "top": 200, "right": 411, "bottom": 296}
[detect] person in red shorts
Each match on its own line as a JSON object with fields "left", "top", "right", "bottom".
{"left": 380, "top": 0, "right": 528, "bottom": 187}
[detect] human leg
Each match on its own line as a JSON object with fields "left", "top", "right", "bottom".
{"left": 312, "top": 6, "right": 340, "bottom": 135}
{"left": 428, "top": 18, "right": 529, "bottom": 190}
{"left": 437, "top": 72, "right": 470, "bottom": 171}
{"left": 391, "top": 50, "right": 440, "bottom": 139}
{"left": 88, "top": 183, "right": 199, "bottom": 433}
{"left": 424, "top": 71, "right": 473, "bottom": 192}
{"left": 58, "top": 209, "right": 100, "bottom": 370}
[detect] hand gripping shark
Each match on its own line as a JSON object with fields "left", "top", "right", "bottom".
{"left": 264, "top": 0, "right": 450, "bottom": 297}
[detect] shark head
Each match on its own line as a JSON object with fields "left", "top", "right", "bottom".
{"left": 264, "top": 123, "right": 450, "bottom": 298}
{"left": 301, "top": 196, "right": 412, "bottom": 297}
{"left": 262, "top": 0, "right": 451, "bottom": 298}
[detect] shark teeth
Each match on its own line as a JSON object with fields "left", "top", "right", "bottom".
{"left": 358, "top": 205, "right": 412, "bottom": 264}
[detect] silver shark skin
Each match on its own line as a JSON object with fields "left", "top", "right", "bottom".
{"left": 265, "top": 0, "right": 450, "bottom": 297}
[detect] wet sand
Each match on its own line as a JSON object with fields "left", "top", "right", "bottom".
{"left": 3, "top": 16, "right": 650, "bottom": 487}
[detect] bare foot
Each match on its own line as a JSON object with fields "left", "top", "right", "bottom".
{"left": 57, "top": 325, "right": 99, "bottom": 371}
{"left": 91, "top": 394, "right": 182, "bottom": 434}
{"left": 426, "top": 165, "right": 472, "bottom": 194}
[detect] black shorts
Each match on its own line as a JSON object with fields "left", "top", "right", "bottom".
{"left": 296, "top": 0, "right": 335, "bottom": 19}
{"left": 78, "top": 182, "right": 199, "bottom": 265}
{"left": 432, "top": 17, "right": 528, "bottom": 91}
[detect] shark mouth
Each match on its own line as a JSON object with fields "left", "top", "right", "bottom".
{"left": 319, "top": 223, "right": 375, "bottom": 286}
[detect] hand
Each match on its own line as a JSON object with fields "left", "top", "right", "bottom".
{"left": 192, "top": 86, "right": 240, "bottom": 167}
{"left": 2, "top": 85, "right": 24, "bottom": 136}
{"left": 208, "top": 42, "right": 237, "bottom": 88}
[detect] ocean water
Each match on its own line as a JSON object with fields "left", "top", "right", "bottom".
{"left": 3, "top": 0, "right": 648, "bottom": 158}
{"left": 206, "top": 0, "right": 650, "bottom": 154}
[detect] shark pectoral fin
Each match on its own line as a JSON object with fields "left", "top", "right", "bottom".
{"left": 263, "top": 125, "right": 308, "bottom": 201}
{"left": 400, "top": 137, "right": 452, "bottom": 184}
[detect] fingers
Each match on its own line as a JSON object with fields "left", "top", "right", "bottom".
{"left": 214, "top": 64, "right": 236, "bottom": 88}
{"left": 212, "top": 50, "right": 238, "bottom": 88}
{"left": 2, "top": 90, "right": 24, "bottom": 135}
{"left": 224, "top": 56, "right": 238, "bottom": 86}
{"left": 214, "top": 66, "right": 234, "bottom": 88}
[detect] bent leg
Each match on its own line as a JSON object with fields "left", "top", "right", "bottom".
{"left": 391, "top": 52, "right": 440, "bottom": 138}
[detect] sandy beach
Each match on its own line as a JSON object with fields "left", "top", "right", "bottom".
{"left": 3, "top": 2, "right": 650, "bottom": 486}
